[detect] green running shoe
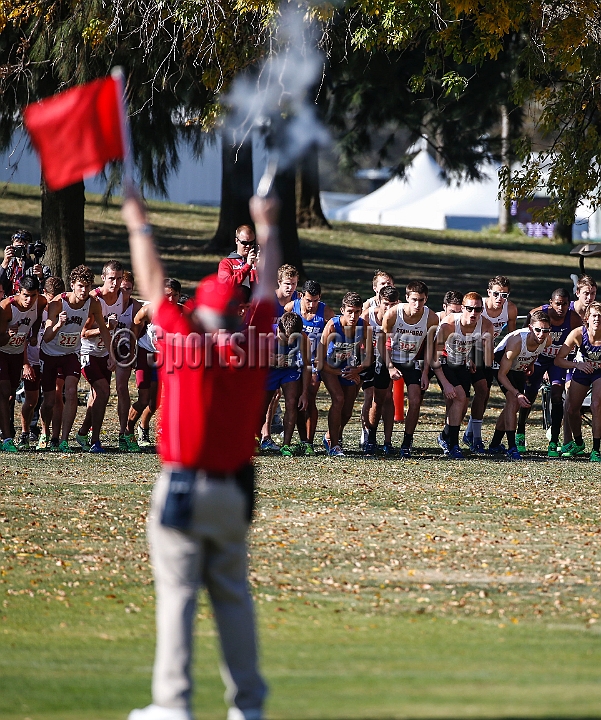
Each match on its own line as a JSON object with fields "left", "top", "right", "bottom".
{"left": 119, "top": 434, "right": 141, "bottom": 453}
{"left": 561, "top": 440, "right": 586, "bottom": 458}
{"left": 547, "top": 442, "right": 561, "bottom": 458}
{"left": 76, "top": 433, "right": 91, "bottom": 451}
{"left": 280, "top": 444, "right": 294, "bottom": 457}
{"left": 2, "top": 438, "right": 18, "bottom": 453}
{"left": 515, "top": 433, "right": 526, "bottom": 453}
{"left": 301, "top": 441, "right": 315, "bottom": 456}
{"left": 17, "top": 433, "right": 30, "bottom": 451}
{"left": 57, "top": 440, "right": 74, "bottom": 454}
{"left": 590, "top": 449, "right": 601, "bottom": 463}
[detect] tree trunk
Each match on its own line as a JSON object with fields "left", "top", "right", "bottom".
{"left": 274, "top": 166, "right": 305, "bottom": 277}
{"left": 499, "top": 104, "right": 512, "bottom": 233}
{"left": 296, "top": 144, "right": 331, "bottom": 229}
{"left": 555, "top": 188, "right": 577, "bottom": 244}
{"left": 555, "top": 218, "right": 574, "bottom": 244}
{"left": 207, "top": 133, "right": 254, "bottom": 253}
{"left": 40, "top": 177, "right": 86, "bottom": 284}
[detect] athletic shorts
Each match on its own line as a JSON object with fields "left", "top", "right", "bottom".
{"left": 40, "top": 350, "right": 81, "bottom": 392}
{"left": 440, "top": 363, "right": 473, "bottom": 397}
{"left": 81, "top": 354, "right": 111, "bottom": 385}
{"left": 23, "top": 364, "right": 41, "bottom": 392}
{"left": 266, "top": 367, "right": 301, "bottom": 391}
{"left": 472, "top": 364, "right": 494, "bottom": 388}
{"left": 391, "top": 362, "right": 422, "bottom": 387}
{"left": 136, "top": 346, "right": 158, "bottom": 389}
{"left": 572, "top": 368, "right": 601, "bottom": 387}
{"left": 498, "top": 369, "right": 526, "bottom": 395}
{"left": 362, "top": 362, "right": 391, "bottom": 390}
{"left": 0, "top": 350, "right": 25, "bottom": 392}
{"left": 525, "top": 358, "right": 566, "bottom": 396}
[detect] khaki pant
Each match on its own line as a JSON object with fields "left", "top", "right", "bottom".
{"left": 148, "top": 470, "right": 267, "bottom": 714}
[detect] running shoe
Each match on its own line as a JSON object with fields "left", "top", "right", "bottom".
{"left": 76, "top": 433, "right": 91, "bottom": 452}
{"left": 561, "top": 440, "right": 586, "bottom": 458}
{"left": 17, "top": 432, "right": 30, "bottom": 450}
{"left": 120, "top": 434, "right": 141, "bottom": 453}
{"left": 515, "top": 433, "right": 526, "bottom": 453}
{"left": 382, "top": 442, "right": 395, "bottom": 456}
{"left": 560, "top": 441, "right": 572, "bottom": 455}
{"left": 137, "top": 425, "right": 152, "bottom": 448}
{"left": 547, "top": 442, "right": 561, "bottom": 458}
{"left": 471, "top": 439, "right": 487, "bottom": 454}
{"left": 506, "top": 445, "right": 522, "bottom": 461}
{"left": 280, "top": 444, "right": 294, "bottom": 457}
{"left": 300, "top": 441, "right": 315, "bottom": 456}
{"left": 488, "top": 443, "right": 506, "bottom": 455}
{"left": 2, "top": 438, "right": 17, "bottom": 453}
{"left": 462, "top": 431, "right": 473, "bottom": 448}
{"left": 260, "top": 437, "right": 280, "bottom": 453}
{"left": 57, "top": 440, "right": 73, "bottom": 453}
{"left": 399, "top": 445, "right": 412, "bottom": 459}
{"left": 590, "top": 450, "right": 601, "bottom": 463}
{"left": 89, "top": 441, "right": 106, "bottom": 454}
{"left": 322, "top": 434, "right": 331, "bottom": 454}
{"left": 363, "top": 442, "right": 377, "bottom": 457}
{"left": 448, "top": 444, "right": 464, "bottom": 460}
{"left": 329, "top": 445, "right": 345, "bottom": 457}
{"left": 437, "top": 433, "right": 450, "bottom": 456}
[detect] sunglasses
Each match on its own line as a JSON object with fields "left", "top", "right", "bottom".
{"left": 491, "top": 290, "right": 509, "bottom": 299}
{"left": 237, "top": 238, "right": 255, "bottom": 246}
{"left": 531, "top": 326, "right": 550, "bottom": 333}
{"left": 463, "top": 305, "right": 483, "bottom": 313}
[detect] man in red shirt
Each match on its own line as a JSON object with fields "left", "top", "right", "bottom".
{"left": 217, "top": 224, "right": 259, "bottom": 292}
{"left": 124, "top": 190, "right": 279, "bottom": 720}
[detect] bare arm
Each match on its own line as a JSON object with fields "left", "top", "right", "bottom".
{"left": 42, "top": 299, "right": 65, "bottom": 343}
{"left": 122, "top": 190, "right": 165, "bottom": 307}
{"left": 497, "top": 336, "right": 530, "bottom": 406}
{"left": 249, "top": 197, "right": 281, "bottom": 303}
{"left": 506, "top": 301, "right": 518, "bottom": 333}
{"left": 0, "top": 301, "right": 12, "bottom": 346}
{"left": 89, "top": 298, "right": 114, "bottom": 364}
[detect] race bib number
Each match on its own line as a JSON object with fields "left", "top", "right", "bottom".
{"left": 8, "top": 333, "right": 26, "bottom": 347}
{"left": 59, "top": 332, "right": 80, "bottom": 348}
{"left": 542, "top": 345, "right": 560, "bottom": 358}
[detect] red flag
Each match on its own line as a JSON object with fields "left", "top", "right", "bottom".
{"left": 23, "top": 76, "right": 125, "bottom": 191}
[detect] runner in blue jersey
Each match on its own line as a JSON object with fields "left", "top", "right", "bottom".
{"left": 318, "top": 292, "right": 372, "bottom": 457}
{"left": 556, "top": 300, "right": 601, "bottom": 462}
{"left": 260, "top": 264, "right": 300, "bottom": 451}
{"left": 517, "top": 288, "right": 581, "bottom": 457}
{"left": 260, "top": 311, "right": 310, "bottom": 457}
{"left": 285, "top": 279, "right": 334, "bottom": 454}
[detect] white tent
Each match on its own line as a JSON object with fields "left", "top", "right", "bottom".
{"left": 333, "top": 144, "right": 445, "bottom": 224}
{"left": 379, "top": 168, "right": 500, "bottom": 231}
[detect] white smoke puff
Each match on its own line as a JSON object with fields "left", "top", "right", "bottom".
{"left": 224, "top": 5, "right": 329, "bottom": 187}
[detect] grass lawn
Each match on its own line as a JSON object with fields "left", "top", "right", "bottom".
{"left": 1, "top": 185, "right": 600, "bottom": 720}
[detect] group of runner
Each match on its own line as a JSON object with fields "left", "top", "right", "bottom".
{"left": 260, "top": 267, "right": 601, "bottom": 462}
{"left": 0, "top": 256, "right": 167, "bottom": 453}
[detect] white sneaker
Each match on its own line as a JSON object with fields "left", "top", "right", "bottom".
{"left": 227, "top": 709, "right": 263, "bottom": 720}
{"left": 128, "top": 705, "right": 193, "bottom": 720}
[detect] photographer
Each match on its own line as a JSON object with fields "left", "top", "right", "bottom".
{"left": 0, "top": 230, "right": 52, "bottom": 297}
{"left": 217, "top": 225, "right": 259, "bottom": 293}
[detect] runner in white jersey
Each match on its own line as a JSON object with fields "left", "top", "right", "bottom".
{"left": 432, "top": 292, "right": 495, "bottom": 459}
{"left": 0, "top": 276, "right": 45, "bottom": 451}
{"left": 113, "top": 270, "right": 143, "bottom": 452}
{"left": 487, "top": 309, "right": 551, "bottom": 460}
{"left": 20, "top": 277, "right": 65, "bottom": 450}
{"left": 127, "top": 278, "right": 181, "bottom": 447}
{"left": 463, "top": 275, "right": 518, "bottom": 452}
{"left": 361, "top": 285, "right": 400, "bottom": 456}
{"left": 362, "top": 269, "right": 394, "bottom": 312}
{"left": 76, "top": 260, "right": 124, "bottom": 453}
{"left": 39, "top": 264, "right": 113, "bottom": 453}
{"left": 381, "top": 280, "right": 439, "bottom": 457}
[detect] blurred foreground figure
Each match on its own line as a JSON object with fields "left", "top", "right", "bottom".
{"left": 124, "top": 189, "right": 280, "bottom": 720}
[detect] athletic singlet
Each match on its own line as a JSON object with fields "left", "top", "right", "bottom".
{"left": 444, "top": 313, "right": 483, "bottom": 366}
{"left": 390, "top": 304, "right": 430, "bottom": 364}
{"left": 80, "top": 289, "right": 124, "bottom": 358}
{"left": 0, "top": 297, "right": 39, "bottom": 355}
{"left": 41, "top": 294, "right": 91, "bottom": 357}
{"left": 117, "top": 300, "right": 135, "bottom": 331}
{"left": 494, "top": 328, "right": 547, "bottom": 372}
{"left": 27, "top": 307, "right": 47, "bottom": 365}
{"left": 138, "top": 310, "right": 157, "bottom": 353}
{"left": 273, "top": 290, "right": 299, "bottom": 326}
{"left": 292, "top": 298, "right": 326, "bottom": 360}
{"left": 326, "top": 316, "right": 364, "bottom": 369}
{"left": 271, "top": 337, "right": 301, "bottom": 370}
{"left": 575, "top": 325, "right": 601, "bottom": 368}
{"left": 367, "top": 306, "right": 385, "bottom": 355}
{"left": 539, "top": 304, "right": 572, "bottom": 359}
{"left": 482, "top": 299, "right": 508, "bottom": 340}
